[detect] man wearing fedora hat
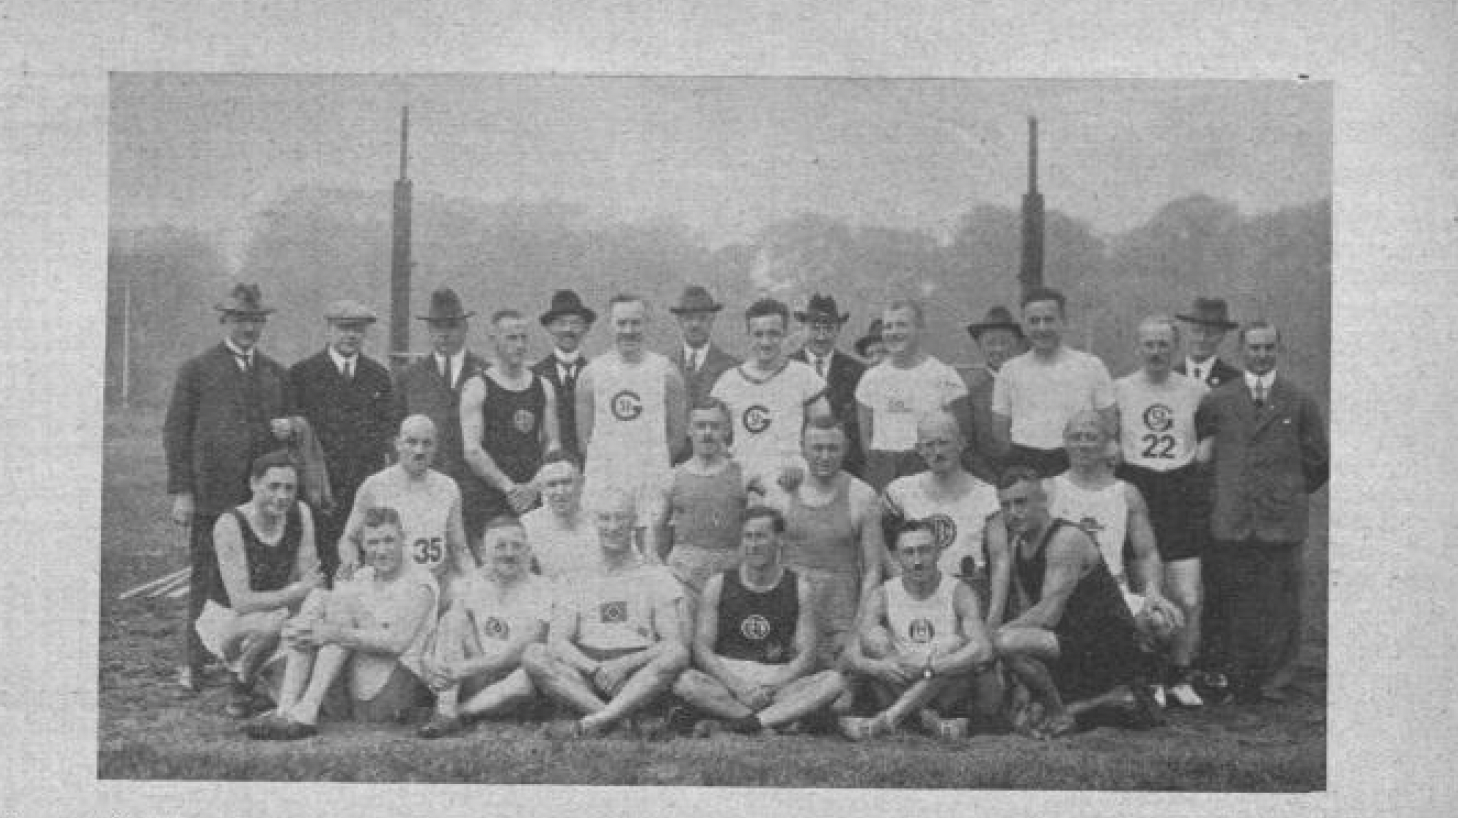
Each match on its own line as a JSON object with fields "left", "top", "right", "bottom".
{"left": 288, "top": 300, "right": 395, "bottom": 582}
{"left": 961, "top": 306, "right": 1027, "bottom": 482}
{"left": 164, "top": 283, "right": 293, "bottom": 691}
{"left": 533, "top": 290, "right": 596, "bottom": 463}
{"left": 1174, "top": 298, "right": 1243, "bottom": 389}
{"left": 791, "top": 293, "right": 867, "bottom": 478}
{"left": 669, "top": 285, "right": 740, "bottom": 425}
{"left": 393, "top": 288, "right": 491, "bottom": 539}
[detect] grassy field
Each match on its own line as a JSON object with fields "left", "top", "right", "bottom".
{"left": 98, "top": 407, "right": 1327, "bottom": 789}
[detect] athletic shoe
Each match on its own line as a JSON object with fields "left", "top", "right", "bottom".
{"left": 1150, "top": 685, "right": 1168, "bottom": 709}
{"left": 837, "top": 715, "right": 889, "bottom": 742}
{"left": 417, "top": 714, "right": 467, "bottom": 739}
{"left": 248, "top": 716, "right": 318, "bottom": 741}
{"left": 918, "top": 710, "right": 969, "bottom": 740}
{"left": 224, "top": 681, "right": 256, "bottom": 719}
{"left": 664, "top": 705, "right": 699, "bottom": 737}
{"left": 175, "top": 666, "right": 202, "bottom": 695}
{"left": 1167, "top": 681, "right": 1205, "bottom": 708}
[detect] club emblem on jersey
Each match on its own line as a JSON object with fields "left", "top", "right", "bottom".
{"left": 1142, "top": 403, "right": 1174, "bottom": 433}
{"left": 599, "top": 600, "right": 628, "bottom": 623}
{"left": 482, "top": 616, "right": 509, "bottom": 640}
{"left": 512, "top": 409, "right": 537, "bottom": 434}
{"left": 908, "top": 617, "right": 935, "bottom": 644}
{"left": 887, "top": 398, "right": 909, "bottom": 413}
{"left": 610, "top": 390, "right": 643, "bottom": 421}
{"left": 926, "top": 514, "right": 957, "bottom": 549}
{"left": 743, "top": 405, "right": 772, "bottom": 434}
{"left": 740, "top": 613, "right": 771, "bottom": 641}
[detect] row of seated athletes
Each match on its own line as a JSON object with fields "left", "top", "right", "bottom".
{"left": 198, "top": 404, "right": 1192, "bottom": 742}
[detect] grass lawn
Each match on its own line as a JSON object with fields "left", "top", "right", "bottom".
{"left": 98, "top": 407, "right": 1327, "bottom": 789}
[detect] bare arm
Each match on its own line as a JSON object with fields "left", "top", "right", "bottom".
{"left": 336, "top": 477, "right": 373, "bottom": 572}
{"left": 1124, "top": 483, "right": 1163, "bottom": 596}
{"left": 664, "top": 365, "right": 688, "bottom": 459}
{"left": 852, "top": 481, "right": 887, "bottom": 612}
{"left": 982, "top": 513, "right": 1012, "bottom": 629}
{"left": 842, "top": 585, "right": 886, "bottom": 675}
{"left": 1004, "top": 529, "right": 1093, "bottom": 631}
{"left": 447, "top": 489, "right": 475, "bottom": 574}
{"left": 327, "top": 583, "right": 435, "bottom": 656}
{"left": 539, "top": 377, "right": 561, "bottom": 455}
{"left": 767, "top": 574, "right": 822, "bottom": 687}
{"left": 214, "top": 512, "right": 320, "bottom": 615}
{"left": 458, "top": 610, "right": 547, "bottom": 679}
{"left": 932, "top": 582, "right": 996, "bottom": 675}
{"left": 691, "top": 575, "right": 738, "bottom": 682}
{"left": 575, "top": 366, "right": 595, "bottom": 455}
{"left": 546, "top": 603, "right": 598, "bottom": 675}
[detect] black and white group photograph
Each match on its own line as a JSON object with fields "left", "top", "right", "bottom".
{"left": 95, "top": 73, "right": 1333, "bottom": 789}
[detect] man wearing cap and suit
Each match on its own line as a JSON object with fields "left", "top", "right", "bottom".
{"left": 288, "top": 300, "right": 395, "bottom": 580}
{"left": 533, "top": 290, "right": 596, "bottom": 463}
{"left": 1174, "top": 297, "right": 1243, "bottom": 389}
{"left": 1195, "top": 321, "right": 1327, "bottom": 704}
{"left": 961, "top": 306, "right": 1027, "bottom": 483}
{"left": 393, "top": 288, "right": 491, "bottom": 537}
{"left": 790, "top": 294, "right": 867, "bottom": 478}
{"left": 669, "top": 285, "right": 740, "bottom": 462}
{"left": 164, "top": 283, "right": 293, "bottom": 691}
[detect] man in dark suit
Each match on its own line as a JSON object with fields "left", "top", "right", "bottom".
{"left": 287, "top": 300, "right": 395, "bottom": 580}
{"left": 1174, "top": 297, "right": 1243, "bottom": 388}
{"left": 1196, "top": 321, "right": 1327, "bottom": 704}
{"left": 790, "top": 293, "right": 867, "bottom": 477}
{"left": 532, "top": 290, "right": 596, "bottom": 463}
{"left": 163, "top": 283, "right": 292, "bottom": 692}
{"left": 961, "top": 306, "right": 1026, "bottom": 483}
{"left": 668, "top": 285, "right": 739, "bottom": 461}
{"left": 392, "top": 288, "right": 490, "bottom": 538}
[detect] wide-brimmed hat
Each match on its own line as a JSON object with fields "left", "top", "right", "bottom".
{"left": 966, "top": 305, "right": 1024, "bottom": 340}
{"left": 539, "top": 289, "right": 597, "bottom": 326}
{"left": 416, "top": 287, "right": 475, "bottom": 323}
{"left": 854, "top": 319, "right": 885, "bottom": 357}
{"left": 794, "top": 293, "right": 849, "bottom": 325}
{"left": 214, "top": 283, "right": 275, "bottom": 316}
{"left": 324, "top": 299, "right": 377, "bottom": 324}
{"left": 668, "top": 285, "right": 723, "bottom": 315}
{"left": 1176, "top": 297, "right": 1238, "bottom": 330}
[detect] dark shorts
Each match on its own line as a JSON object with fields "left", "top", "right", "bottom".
{"left": 1052, "top": 616, "right": 1147, "bottom": 701}
{"left": 461, "top": 478, "right": 518, "bottom": 541}
{"left": 1117, "top": 462, "right": 1210, "bottom": 562}
{"left": 1006, "top": 445, "right": 1070, "bottom": 479}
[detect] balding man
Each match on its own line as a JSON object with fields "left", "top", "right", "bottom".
{"left": 1114, "top": 316, "right": 1211, "bottom": 706}
{"left": 337, "top": 415, "right": 473, "bottom": 605}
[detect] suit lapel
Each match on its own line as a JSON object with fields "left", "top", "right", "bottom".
{"left": 1251, "top": 376, "right": 1290, "bottom": 435}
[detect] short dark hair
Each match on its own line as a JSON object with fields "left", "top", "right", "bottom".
{"left": 250, "top": 450, "right": 298, "bottom": 480}
{"left": 895, "top": 519, "right": 936, "bottom": 545}
{"left": 802, "top": 413, "right": 846, "bottom": 439}
{"left": 687, "top": 397, "right": 734, "bottom": 445}
{"left": 745, "top": 298, "right": 790, "bottom": 327}
{"left": 885, "top": 299, "right": 925, "bottom": 328}
{"left": 743, "top": 505, "right": 786, "bottom": 534}
{"left": 362, "top": 506, "right": 403, "bottom": 531}
{"left": 1020, "top": 286, "right": 1066, "bottom": 316}
{"left": 996, "top": 465, "right": 1044, "bottom": 491}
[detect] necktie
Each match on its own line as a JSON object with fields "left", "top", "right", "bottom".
{"left": 562, "top": 360, "right": 577, "bottom": 391}
{"left": 1254, "top": 379, "right": 1267, "bottom": 408}
{"left": 815, "top": 356, "right": 825, "bottom": 377}
{"left": 1193, "top": 365, "right": 1202, "bottom": 382}
{"left": 342, "top": 358, "right": 353, "bottom": 381}
{"left": 688, "top": 350, "right": 699, "bottom": 374}
{"left": 233, "top": 352, "right": 251, "bottom": 374}
{"left": 439, "top": 356, "right": 451, "bottom": 385}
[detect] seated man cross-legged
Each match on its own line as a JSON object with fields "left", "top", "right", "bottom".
{"left": 521, "top": 487, "right": 690, "bottom": 738}
{"left": 248, "top": 506, "right": 439, "bottom": 740}
{"left": 417, "top": 521, "right": 551, "bottom": 738}
{"left": 671, "top": 507, "right": 847, "bottom": 737}
{"left": 840, "top": 520, "right": 1002, "bottom": 741}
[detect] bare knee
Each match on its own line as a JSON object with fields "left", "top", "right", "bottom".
{"left": 520, "top": 643, "right": 553, "bottom": 678}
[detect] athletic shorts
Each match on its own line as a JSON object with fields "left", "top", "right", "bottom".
{"left": 1116, "top": 462, "right": 1210, "bottom": 562}
{"left": 1051, "top": 616, "right": 1147, "bottom": 701}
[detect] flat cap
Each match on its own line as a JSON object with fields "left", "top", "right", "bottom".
{"left": 324, "top": 299, "right": 378, "bottom": 324}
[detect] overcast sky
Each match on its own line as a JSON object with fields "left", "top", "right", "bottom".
{"left": 111, "top": 75, "right": 1330, "bottom": 268}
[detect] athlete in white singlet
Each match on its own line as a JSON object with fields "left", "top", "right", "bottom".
{"left": 710, "top": 298, "right": 829, "bottom": 488}
{"left": 576, "top": 295, "right": 687, "bottom": 529}
{"left": 337, "top": 415, "right": 473, "bottom": 605}
{"left": 881, "top": 411, "right": 1003, "bottom": 620}
{"left": 520, "top": 454, "right": 598, "bottom": 580}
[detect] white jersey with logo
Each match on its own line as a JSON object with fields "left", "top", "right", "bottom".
{"left": 1046, "top": 474, "right": 1130, "bottom": 580}
{"left": 884, "top": 575, "right": 962, "bottom": 663}
{"left": 452, "top": 573, "right": 553, "bottom": 661}
{"left": 882, "top": 472, "right": 999, "bottom": 576}
{"left": 1115, "top": 370, "right": 1208, "bottom": 471}
{"left": 582, "top": 351, "right": 673, "bottom": 505}
{"left": 349, "top": 465, "right": 461, "bottom": 576}
{"left": 992, "top": 347, "right": 1116, "bottom": 450}
{"left": 855, "top": 356, "right": 968, "bottom": 451}
{"left": 560, "top": 561, "right": 683, "bottom": 652}
{"left": 711, "top": 360, "right": 825, "bottom": 483}
{"left": 521, "top": 506, "right": 598, "bottom": 581}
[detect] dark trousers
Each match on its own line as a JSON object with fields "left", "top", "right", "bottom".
{"left": 1006, "top": 445, "right": 1070, "bottom": 479}
{"left": 184, "top": 512, "right": 220, "bottom": 674}
{"left": 1211, "top": 539, "right": 1303, "bottom": 688}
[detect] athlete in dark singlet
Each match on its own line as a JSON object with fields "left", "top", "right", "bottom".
{"left": 671, "top": 507, "right": 847, "bottom": 736}
{"left": 992, "top": 467, "right": 1159, "bottom": 739}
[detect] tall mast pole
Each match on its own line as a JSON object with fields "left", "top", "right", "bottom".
{"left": 1019, "top": 116, "right": 1045, "bottom": 299}
{"left": 389, "top": 106, "right": 414, "bottom": 368}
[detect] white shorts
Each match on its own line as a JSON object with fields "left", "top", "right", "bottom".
{"left": 720, "top": 656, "right": 788, "bottom": 688}
{"left": 194, "top": 600, "right": 290, "bottom": 673}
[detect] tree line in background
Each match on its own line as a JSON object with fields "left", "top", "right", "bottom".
{"left": 106, "top": 190, "right": 1330, "bottom": 410}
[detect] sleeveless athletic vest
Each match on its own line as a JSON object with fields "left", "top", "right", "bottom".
{"left": 885, "top": 574, "right": 961, "bottom": 660}
{"left": 478, "top": 371, "right": 547, "bottom": 484}
{"left": 1047, "top": 474, "right": 1129, "bottom": 580}
{"left": 669, "top": 462, "right": 747, "bottom": 553}
{"left": 782, "top": 473, "right": 857, "bottom": 576}
{"left": 1015, "top": 519, "right": 1129, "bottom": 637}
{"left": 210, "top": 504, "right": 302, "bottom": 607}
{"left": 585, "top": 352, "right": 671, "bottom": 473}
{"left": 714, "top": 567, "right": 800, "bottom": 664}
